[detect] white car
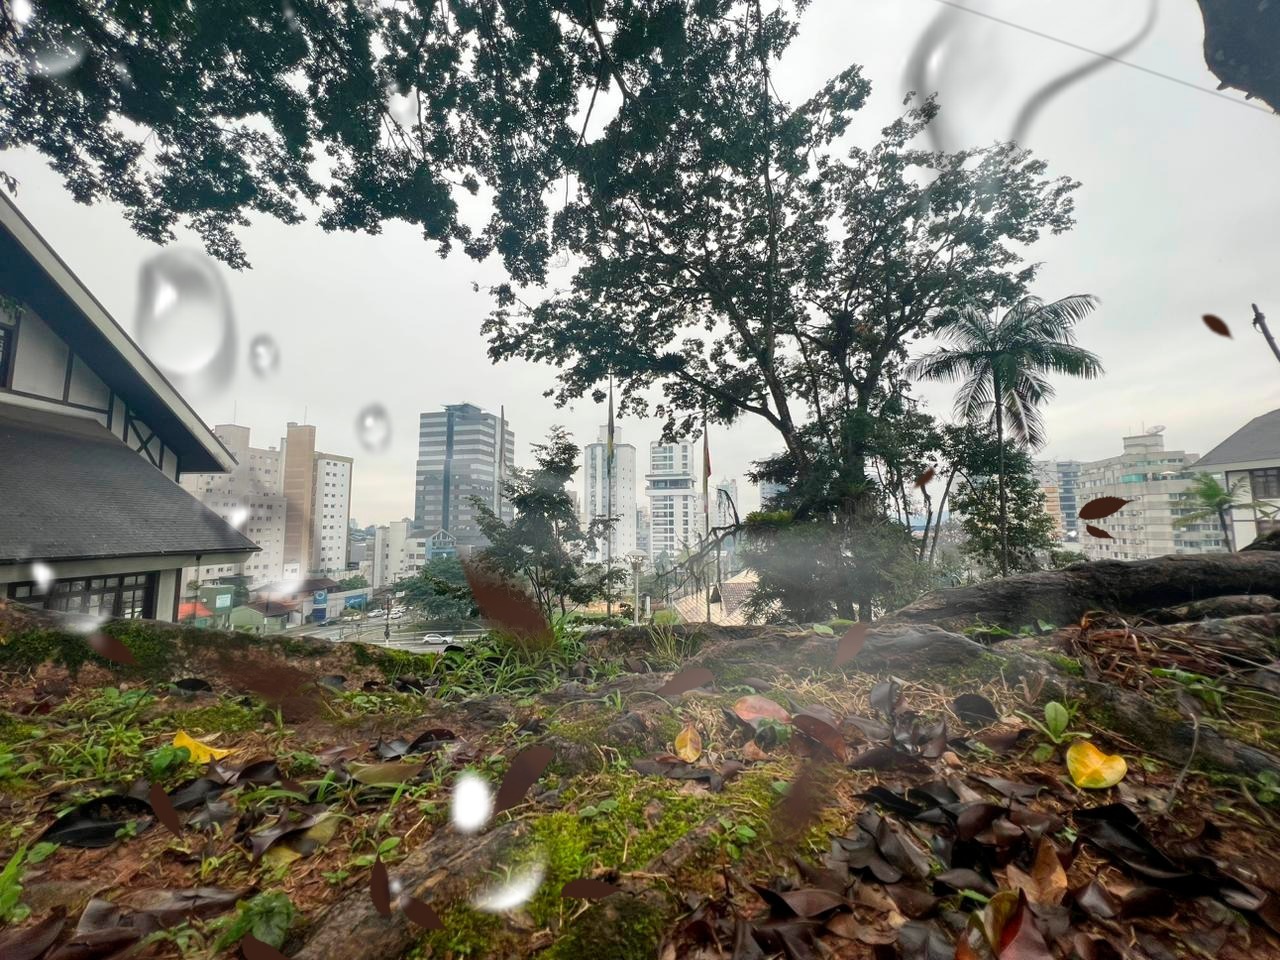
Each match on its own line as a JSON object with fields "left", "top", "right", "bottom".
{"left": 422, "top": 633, "right": 449, "bottom": 644}
{"left": 390, "top": 610, "right": 403, "bottom": 620}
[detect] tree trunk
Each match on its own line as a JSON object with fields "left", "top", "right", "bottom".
{"left": 992, "top": 373, "right": 1010, "bottom": 577}
{"left": 885, "top": 550, "right": 1280, "bottom": 633}
{"left": 1218, "top": 506, "right": 1234, "bottom": 552}
{"left": 928, "top": 471, "right": 956, "bottom": 567}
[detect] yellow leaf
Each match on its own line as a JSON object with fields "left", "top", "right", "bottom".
{"left": 172, "top": 729, "right": 234, "bottom": 764}
{"left": 674, "top": 722, "right": 702, "bottom": 763}
{"left": 1066, "top": 740, "right": 1127, "bottom": 789}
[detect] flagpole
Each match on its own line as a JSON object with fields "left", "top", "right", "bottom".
{"left": 703, "top": 407, "right": 711, "bottom": 623}
{"left": 606, "top": 374, "right": 614, "bottom": 620}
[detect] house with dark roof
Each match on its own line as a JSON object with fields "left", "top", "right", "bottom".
{"left": 0, "top": 193, "right": 257, "bottom": 621}
{"left": 1195, "top": 408, "right": 1280, "bottom": 549}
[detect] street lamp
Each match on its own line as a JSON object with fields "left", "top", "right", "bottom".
{"left": 627, "top": 552, "right": 647, "bottom": 626}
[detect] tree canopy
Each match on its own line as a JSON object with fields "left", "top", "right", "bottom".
{"left": 0, "top": 0, "right": 811, "bottom": 276}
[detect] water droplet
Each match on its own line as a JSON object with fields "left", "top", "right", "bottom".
{"left": 451, "top": 772, "right": 493, "bottom": 833}
{"left": 282, "top": 0, "right": 301, "bottom": 31}
{"left": 473, "top": 863, "right": 546, "bottom": 912}
{"left": 136, "top": 249, "right": 237, "bottom": 395}
{"left": 248, "top": 335, "right": 280, "bottom": 377}
{"left": 12, "top": 0, "right": 33, "bottom": 26}
{"left": 65, "top": 612, "right": 109, "bottom": 635}
{"left": 228, "top": 506, "right": 250, "bottom": 529}
{"left": 32, "top": 561, "right": 54, "bottom": 591}
{"left": 355, "top": 403, "right": 392, "bottom": 453}
{"left": 30, "top": 38, "right": 85, "bottom": 77}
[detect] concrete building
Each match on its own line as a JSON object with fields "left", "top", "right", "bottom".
{"left": 371, "top": 519, "right": 427, "bottom": 590}
{"left": 635, "top": 506, "right": 651, "bottom": 559}
{"left": 1034, "top": 460, "right": 1083, "bottom": 537}
{"left": 415, "top": 403, "right": 514, "bottom": 548}
{"left": 0, "top": 192, "right": 256, "bottom": 620}
{"left": 646, "top": 441, "right": 704, "bottom": 560}
{"left": 1195, "top": 408, "right": 1280, "bottom": 550}
{"left": 1077, "top": 429, "right": 1226, "bottom": 561}
{"left": 1032, "top": 462, "right": 1065, "bottom": 538}
{"left": 313, "top": 451, "right": 353, "bottom": 577}
{"left": 180, "top": 424, "right": 288, "bottom": 586}
{"left": 582, "top": 425, "right": 638, "bottom": 564}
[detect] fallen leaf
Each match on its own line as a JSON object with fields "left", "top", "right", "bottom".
{"left": 1084, "top": 524, "right": 1113, "bottom": 540}
{"left": 1072, "top": 880, "right": 1119, "bottom": 920}
{"left": 742, "top": 740, "right": 771, "bottom": 762}
{"left": 38, "top": 794, "right": 154, "bottom": 848}
{"left": 914, "top": 467, "right": 936, "bottom": 488}
{"left": 462, "top": 561, "right": 550, "bottom": 639}
{"left": 403, "top": 897, "right": 443, "bottom": 929}
{"left": 370, "top": 856, "right": 392, "bottom": 917}
{"left": 494, "top": 744, "right": 554, "bottom": 814}
{"left": 792, "top": 713, "right": 847, "bottom": 761}
{"left": 121, "top": 887, "right": 248, "bottom": 925}
{"left": 0, "top": 906, "right": 65, "bottom": 960}
{"left": 172, "top": 730, "right": 233, "bottom": 765}
{"left": 1065, "top": 741, "right": 1127, "bottom": 789}
{"left": 1074, "top": 810, "right": 1188, "bottom": 880}
{"left": 173, "top": 677, "right": 213, "bottom": 692}
{"left": 952, "top": 693, "right": 998, "bottom": 728}
{"left": 1006, "top": 838, "right": 1067, "bottom": 906}
{"left": 935, "top": 869, "right": 997, "bottom": 897}
{"left": 87, "top": 632, "right": 136, "bottom": 666}
{"left": 675, "top": 723, "right": 703, "bottom": 763}
{"left": 834, "top": 622, "right": 870, "bottom": 667}
{"left": 1202, "top": 313, "right": 1232, "bottom": 338}
{"left": 732, "top": 694, "right": 791, "bottom": 725}
{"left": 657, "top": 666, "right": 715, "bottom": 697}
{"left": 1077, "top": 497, "right": 1133, "bottom": 521}
{"left": 146, "top": 784, "right": 182, "bottom": 837}
{"left": 262, "top": 812, "right": 340, "bottom": 866}
{"left": 348, "top": 761, "right": 425, "bottom": 786}
{"left": 248, "top": 808, "right": 327, "bottom": 862}
{"left": 560, "top": 878, "right": 623, "bottom": 899}
{"left": 997, "top": 892, "right": 1053, "bottom": 959}
{"left": 870, "top": 679, "right": 902, "bottom": 718}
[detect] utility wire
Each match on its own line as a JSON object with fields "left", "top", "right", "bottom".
{"left": 926, "top": 0, "right": 1275, "bottom": 115}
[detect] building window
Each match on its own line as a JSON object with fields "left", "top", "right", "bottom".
{"left": 1249, "top": 468, "right": 1280, "bottom": 500}
{"left": 9, "top": 572, "right": 157, "bottom": 619}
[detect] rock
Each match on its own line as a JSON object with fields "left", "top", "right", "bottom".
{"left": 855, "top": 624, "right": 988, "bottom": 670}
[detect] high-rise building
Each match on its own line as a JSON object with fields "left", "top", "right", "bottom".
{"left": 372, "top": 519, "right": 427, "bottom": 589}
{"left": 180, "top": 424, "right": 288, "bottom": 585}
{"left": 1032, "top": 459, "right": 1084, "bottom": 538}
{"left": 646, "top": 441, "right": 703, "bottom": 560}
{"left": 635, "top": 506, "right": 651, "bottom": 559}
{"left": 1076, "top": 430, "right": 1226, "bottom": 561}
{"left": 281, "top": 422, "right": 317, "bottom": 575}
{"left": 582, "top": 425, "right": 637, "bottom": 564}
{"left": 415, "top": 403, "right": 514, "bottom": 548}
{"left": 313, "top": 452, "right": 353, "bottom": 577}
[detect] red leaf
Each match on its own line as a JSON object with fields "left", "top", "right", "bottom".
{"left": 1077, "top": 497, "right": 1132, "bottom": 521}
{"left": 914, "top": 466, "right": 936, "bottom": 488}
{"left": 240, "top": 933, "right": 289, "bottom": 960}
{"left": 494, "top": 744, "right": 553, "bottom": 814}
{"left": 88, "top": 632, "right": 136, "bottom": 666}
{"left": 402, "top": 897, "right": 443, "bottom": 929}
{"left": 560, "top": 878, "right": 623, "bottom": 899}
{"left": 147, "top": 783, "right": 182, "bottom": 837}
{"left": 370, "top": 856, "right": 392, "bottom": 917}
{"left": 834, "top": 623, "right": 869, "bottom": 668}
{"left": 1084, "top": 524, "right": 1113, "bottom": 540}
{"left": 656, "top": 666, "right": 714, "bottom": 697}
{"left": 1202, "top": 313, "right": 1232, "bottom": 338}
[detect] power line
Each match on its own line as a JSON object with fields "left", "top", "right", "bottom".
{"left": 926, "top": 0, "right": 1275, "bottom": 116}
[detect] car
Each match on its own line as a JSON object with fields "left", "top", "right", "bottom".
{"left": 390, "top": 610, "right": 403, "bottom": 620}
{"left": 421, "top": 633, "right": 449, "bottom": 644}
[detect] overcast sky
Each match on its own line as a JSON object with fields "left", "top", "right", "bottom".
{"left": 4, "top": 0, "right": 1278, "bottom": 525}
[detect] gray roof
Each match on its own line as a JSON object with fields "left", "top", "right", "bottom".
{"left": 1196, "top": 408, "right": 1280, "bottom": 468}
{"left": 0, "top": 406, "right": 258, "bottom": 565}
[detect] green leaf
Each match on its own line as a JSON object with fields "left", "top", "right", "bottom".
{"left": 1044, "top": 702, "right": 1070, "bottom": 741}
{"left": 811, "top": 623, "right": 834, "bottom": 636}
{"left": 26, "top": 842, "right": 58, "bottom": 865}
{"left": 1032, "top": 743, "right": 1055, "bottom": 763}
{"left": 578, "top": 806, "right": 599, "bottom": 819}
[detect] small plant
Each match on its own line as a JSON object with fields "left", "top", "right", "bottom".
{"left": 143, "top": 744, "right": 192, "bottom": 782}
{"left": 0, "top": 844, "right": 30, "bottom": 924}
{"left": 1152, "top": 668, "right": 1227, "bottom": 713}
{"left": 577, "top": 798, "right": 619, "bottom": 820}
{"left": 753, "top": 716, "right": 792, "bottom": 748}
{"left": 351, "top": 835, "right": 402, "bottom": 868}
{"left": 714, "top": 817, "right": 758, "bottom": 861}
{"left": 209, "top": 892, "right": 297, "bottom": 952}
{"left": 1017, "top": 701, "right": 1090, "bottom": 762}
{"left": 0, "top": 750, "right": 39, "bottom": 783}
{"left": 646, "top": 622, "right": 699, "bottom": 669}
{"left": 1253, "top": 771, "right": 1280, "bottom": 805}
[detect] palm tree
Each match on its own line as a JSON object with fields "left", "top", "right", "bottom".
{"left": 907, "top": 295, "right": 1103, "bottom": 576}
{"left": 1175, "top": 473, "right": 1277, "bottom": 551}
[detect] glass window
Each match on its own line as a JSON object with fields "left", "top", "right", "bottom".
{"left": 1250, "top": 468, "right": 1280, "bottom": 500}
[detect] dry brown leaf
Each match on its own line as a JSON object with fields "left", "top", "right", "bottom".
{"left": 732, "top": 694, "right": 790, "bottom": 725}
{"left": 1202, "top": 313, "right": 1232, "bottom": 338}
{"left": 674, "top": 722, "right": 703, "bottom": 763}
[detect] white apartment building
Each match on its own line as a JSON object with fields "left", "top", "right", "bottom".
{"left": 371, "top": 519, "right": 427, "bottom": 590}
{"left": 314, "top": 453, "right": 353, "bottom": 577}
{"left": 1195, "top": 408, "right": 1280, "bottom": 550}
{"left": 646, "top": 441, "right": 704, "bottom": 560}
{"left": 1077, "top": 430, "right": 1226, "bottom": 561}
{"left": 582, "top": 425, "right": 637, "bottom": 563}
{"left": 635, "top": 506, "right": 651, "bottom": 559}
{"left": 180, "top": 424, "right": 288, "bottom": 586}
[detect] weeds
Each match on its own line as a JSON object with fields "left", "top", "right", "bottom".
{"left": 646, "top": 623, "right": 700, "bottom": 669}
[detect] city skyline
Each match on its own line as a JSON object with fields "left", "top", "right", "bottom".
{"left": 1, "top": 0, "right": 1276, "bottom": 525}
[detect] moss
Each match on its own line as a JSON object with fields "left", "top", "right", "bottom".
{"left": 543, "top": 895, "right": 668, "bottom": 960}
{"left": 915, "top": 651, "right": 1007, "bottom": 686}
{"left": 413, "top": 904, "right": 505, "bottom": 959}
{"left": 167, "top": 700, "right": 262, "bottom": 734}
{"left": 1047, "top": 654, "right": 1085, "bottom": 677}
{"left": 350, "top": 643, "right": 438, "bottom": 680}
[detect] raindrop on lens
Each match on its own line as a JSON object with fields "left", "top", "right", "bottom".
{"left": 473, "top": 863, "right": 546, "bottom": 913}
{"left": 355, "top": 403, "right": 392, "bottom": 453}
{"left": 12, "top": 0, "right": 33, "bottom": 26}
{"left": 450, "top": 772, "right": 493, "bottom": 833}
{"left": 31, "top": 39, "right": 85, "bottom": 77}
{"left": 32, "top": 562, "right": 54, "bottom": 591}
{"left": 248, "top": 335, "right": 280, "bottom": 377}
{"left": 136, "top": 249, "right": 237, "bottom": 395}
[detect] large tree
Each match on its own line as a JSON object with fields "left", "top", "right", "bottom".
{"left": 0, "top": 0, "right": 741, "bottom": 275}
{"left": 906, "top": 296, "right": 1102, "bottom": 576}
{"left": 482, "top": 7, "right": 1079, "bottom": 617}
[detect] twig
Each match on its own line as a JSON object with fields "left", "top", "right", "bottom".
{"left": 1165, "top": 694, "right": 1200, "bottom": 813}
